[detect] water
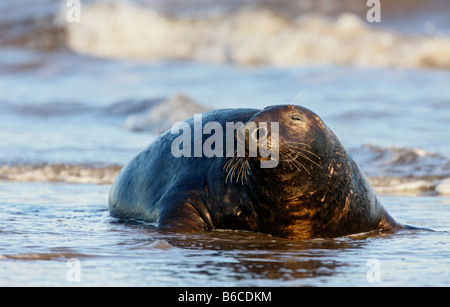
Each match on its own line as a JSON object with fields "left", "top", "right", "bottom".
{"left": 1, "top": 181, "right": 449, "bottom": 286}
{"left": 1, "top": 0, "right": 450, "bottom": 286}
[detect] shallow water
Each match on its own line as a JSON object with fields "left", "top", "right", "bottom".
{"left": 1, "top": 181, "right": 449, "bottom": 286}
{"left": 1, "top": 0, "right": 450, "bottom": 287}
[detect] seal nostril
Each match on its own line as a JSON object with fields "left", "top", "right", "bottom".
{"left": 236, "top": 129, "right": 245, "bottom": 143}
{"left": 250, "top": 126, "right": 267, "bottom": 142}
{"left": 236, "top": 125, "right": 252, "bottom": 144}
{"left": 257, "top": 126, "right": 267, "bottom": 139}
{"left": 251, "top": 128, "right": 258, "bottom": 142}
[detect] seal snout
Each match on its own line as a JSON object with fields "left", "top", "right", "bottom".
{"left": 236, "top": 123, "right": 268, "bottom": 147}
{"left": 235, "top": 120, "right": 276, "bottom": 159}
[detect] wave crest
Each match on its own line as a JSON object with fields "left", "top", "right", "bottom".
{"left": 64, "top": 1, "right": 450, "bottom": 69}
{"left": 1, "top": 144, "right": 450, "bottom": 196}
{"left": 352, "top": 145, "right": 450, "bottom": 195}
{"left": 0, "top": 163, "right": 121, "bottom": 185}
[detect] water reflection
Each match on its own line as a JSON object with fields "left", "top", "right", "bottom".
{"left": 136, "top": 227, "right": 390, "bottom": 283}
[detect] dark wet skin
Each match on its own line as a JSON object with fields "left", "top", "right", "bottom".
{"left": 109, "top": 105, "right": 426, "bottom": 239}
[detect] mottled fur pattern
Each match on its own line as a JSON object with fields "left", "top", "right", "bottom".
{"left": 109, "top": 105, "right": 402, "bottom": 239}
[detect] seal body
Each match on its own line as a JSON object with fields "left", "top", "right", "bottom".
{"left": 109, "top": 105, "right": 402, "bottom": 239}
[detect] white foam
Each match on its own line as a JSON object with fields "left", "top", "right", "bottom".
{"left": 352, "top": 144, "right": 450, "bottom": 179}
{"left": 436, "top": 178, "right": 450, "bottom": 195}
{"left": 372, "top": 180, "right": 437, "bottom": 195}
{"left": 64, "top": 2, "right": 450, "bottom": 69}
{"left": 0, "top": 164, "right": 121, "bottom": 185}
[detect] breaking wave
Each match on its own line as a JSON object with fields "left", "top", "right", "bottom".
{"left": 0, "top": 163, "right": 121, "bottom": 185}
{"left": 62, "top": 1, "right": 450, "bottom": 69}
{"left": 121, "top": 93, "right": 210, "bottom": 134}
{"left": 351, "top": 144, "right": 450, "bottom": 196}
{"left": 2, "top": 0, "right": 450, "bottom": 69}
{"left": 1, "top": 93, "right": 209, "bottom": 135}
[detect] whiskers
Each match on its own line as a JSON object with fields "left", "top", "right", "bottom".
{"left": 280, "top": 142, "right": 322, "bottom": 175}
{"left": 223, "top": 153, "right": 251, "bottom": 185}
{"left": 223, "top": 142, "right": 322, "bottom": 183}
{"left": 288, "top": 90, "right": 308, "bottom": 107}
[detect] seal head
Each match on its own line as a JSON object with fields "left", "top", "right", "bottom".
{"left": 223, "top": 105, "right": 399, "bottom": 238}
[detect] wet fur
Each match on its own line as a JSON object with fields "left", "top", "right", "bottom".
{"left": 109, "top": 105, "right": 406, "bottom": 239}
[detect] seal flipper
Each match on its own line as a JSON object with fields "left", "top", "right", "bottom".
{"left": 399, "top": 224, "right": 434, "bottom": 232}
{"left": 374, "top": 210, "right": 432, "bottom": 232}
{"left": 377, "top": 210, "right": 401, "bottom": 231}
{"left": 377, "top": 211, "right": 432, "bottom": 232}
{"left": 158, "top": 202, "right": 211, "bottom": 232}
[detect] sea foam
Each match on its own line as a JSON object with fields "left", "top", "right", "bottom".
{"left": 65, "top": 1, "right": 450, "bottom": 69}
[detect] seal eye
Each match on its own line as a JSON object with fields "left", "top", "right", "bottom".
{"left": 290, "top": 115, "right": 302, "bottom": 121}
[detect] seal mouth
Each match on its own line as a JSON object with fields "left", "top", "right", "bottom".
{"left": 223, "top": 115, "right": 322, "bottom": 182}
{"left": 223, "top": 155, "right": 251, "bottom": 184}
{"left": 278, "top": 142, "right": 322, "bottom": 175}
{"left": 223, "top": 142, "right": 322, "bottom": 183}
{"left": 223, "top": 127, "right": 254, "bottom": 184}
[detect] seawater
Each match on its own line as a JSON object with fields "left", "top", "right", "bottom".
{"left": 1, "top": 0, "right": 450, "bottom": 286}
{"left": 1, "top": 181, "right": 449, "bottom": 286}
